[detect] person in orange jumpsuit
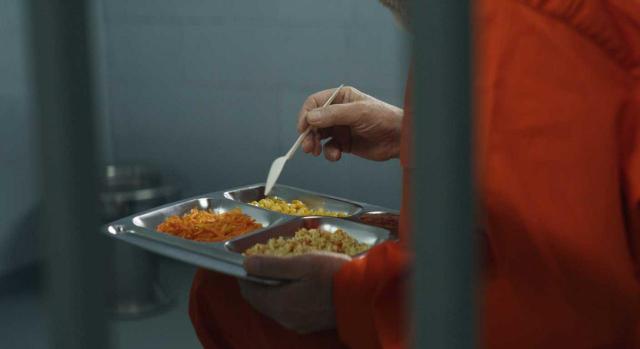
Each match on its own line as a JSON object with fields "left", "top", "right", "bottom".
{"left": 189, "top": 0, "right": 640, "bottom": 347}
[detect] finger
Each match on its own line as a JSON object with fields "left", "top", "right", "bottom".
{"left": 239, "top": 280, "right": 308, "bottom": 333}
{"left": 297, "top": 89, "right": 339, "bottom": 133}
{"left": 238, "top": 280, "right": 263, "bottom": 301}
{"left": 244, "top": 255, "right": 313, "bottom": 279}
{"left": 317, "top": 127, "right": 333, "bottom": 140}
{"left": 238, "top": 280, "right": 277, "bottom": 316}
{"left": 302, "top": 133, "right": 314, "bottom": 153}
{"left": 303, "top": 128, "right": 334, "bottom": 154}
{"left": 297, "top": 112, "right": 310, "bottom": 134}
{"left": 245, "top": 252, "right": 351, "bottom": 279}
{"left": 323, "top": 139, "right": 342, "bottom": 162}
{"left": 313, "top": 131, "right": 322, "bottom": 156}
{"left": 328, "top": 126, "right": 352, "bottom": 154}
{"left": 297, "top": 86, "right": 360, "bottom": 132}
{"left": 306, "top": 103, "right": 364, "bottom": 129}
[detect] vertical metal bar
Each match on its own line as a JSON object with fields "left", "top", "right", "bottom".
{"left": 411, "top": 1, "right": 475, "bottom": 348}
{"left": 90, "top": 0, "right": 115, "bottom": 164}
{"left": 26, "top": 1, "right": 109, "bottom": 348}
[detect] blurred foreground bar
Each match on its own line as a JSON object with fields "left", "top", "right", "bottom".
{"left": 27, "top": 0, "right": 109, "bottom": 348}
{"left": 412, "top": 1, "right": 475, "bottom": 348}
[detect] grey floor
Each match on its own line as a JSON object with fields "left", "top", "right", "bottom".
{"left": 0, "top": 259, "right": 202, "bottom": 349}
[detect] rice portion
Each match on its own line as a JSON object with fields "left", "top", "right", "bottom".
{"left": 244, "top": 228, "right": 370, "bottom": 257}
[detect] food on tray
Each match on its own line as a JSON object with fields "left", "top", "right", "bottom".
{"left": 244, "top": 228, "right": 370, "bottom": 257}
{"left": 156, "top": 208, "right": 262, "bottom": 242}
{"left": 249, "top": 197, "right": 348, "bottom": 217}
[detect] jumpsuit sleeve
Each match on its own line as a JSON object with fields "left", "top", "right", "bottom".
{"left": 333, "top": 2, "right": 640, "bottom": 348}
{"left": 475, "top": 2, "right": 640, "bottom": 347}
{"left": 625, "top": 89, "right": 640, "bottom": 344}
{"left": 622, "top": 89, "right": 640, "bottom": 280}
{"left": 333, "top": 242, "right": 411, "bottom": 349}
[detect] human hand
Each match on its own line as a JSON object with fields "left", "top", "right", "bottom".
{"left": 239, "top": 252, "right": 351, "bottom": 333}
{"left": 298, "top": 86, "right": 403, "bottom": 162}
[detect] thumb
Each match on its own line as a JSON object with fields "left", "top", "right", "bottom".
{"left": 244, "top": 252, "right": 351, "bottom": 279}
{"left": 244, "top": 255, "right": 311, "bottom": 280}
{"left": 306, "top": 103, "right": 363, "bottom": 129}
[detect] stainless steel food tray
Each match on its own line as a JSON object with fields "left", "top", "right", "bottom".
{"left": 102, "top": 183, "right": 399, "bottom": 285}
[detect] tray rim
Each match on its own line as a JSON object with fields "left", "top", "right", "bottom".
{"left": 225, "top": 215, "right": 391, "bottom": 257}
{"left": 223, "top": 183, "right": 399, "bottom": 216}
{"left": 102, "top": 182, "right": 400, "bottom": 284}
{"left": 101, "top": 230, "right": 283, "bottom": 285}
{"left": 131, "top": 196, "right": 292, "bottom": 246}
{"left": 223, "top": 183, "right": 367, "bottom": 217}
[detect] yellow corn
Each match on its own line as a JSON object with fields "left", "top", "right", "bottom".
{"left": 249, "top": 197, "right": 348, "bottom": 217}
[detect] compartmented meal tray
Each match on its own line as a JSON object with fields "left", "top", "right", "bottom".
{"left": 103, "top": 183, "right": 398, "bottom": 285}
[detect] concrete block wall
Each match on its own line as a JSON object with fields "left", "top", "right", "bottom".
{"left": 102, "top": 0, "right": 409, "bottom": 209}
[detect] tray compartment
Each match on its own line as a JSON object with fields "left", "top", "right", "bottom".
{"left": 226, "top": 216, "right": 390, "bottom": 255}
{"left": 132, "top": 197, "right": 288, "bottom": 242}
{"left": 224, "top": 184, "right": 363, "bottom": 217}
{"left": 102, "top": 184, "right": 396, "bottom": 285}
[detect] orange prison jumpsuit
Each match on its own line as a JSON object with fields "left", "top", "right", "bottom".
{"left": 189, "top": 0, "right": 640, "bottom": 347}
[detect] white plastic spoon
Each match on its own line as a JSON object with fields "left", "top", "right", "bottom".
{"left": 264, "top": 84, "right": 344, "bottom": 196}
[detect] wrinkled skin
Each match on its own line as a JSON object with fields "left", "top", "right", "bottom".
{"left": 240, "top": 86, "right": 402, "bottom": 333}
{"left": 298, "top": 86, "right": 403, "bottom": 162}
{"left": 240, "top": 252, "right": 352, "bottom": 334}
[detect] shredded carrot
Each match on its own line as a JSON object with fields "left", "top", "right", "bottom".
{"left": 156, "top": 208, "right": 262, "bottom": 242}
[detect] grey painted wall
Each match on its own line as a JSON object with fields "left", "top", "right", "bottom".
{"left": 0, "top": 0, "right": 39, "bottom": 276}
{"left": 0, "top": 0, "right": 408, "bottom": 276}
{"left": 0, "top": 0, "right": 113, "bottom": 277}
{"left": 102, "top": 0, "right": 409, "bottom": 209}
